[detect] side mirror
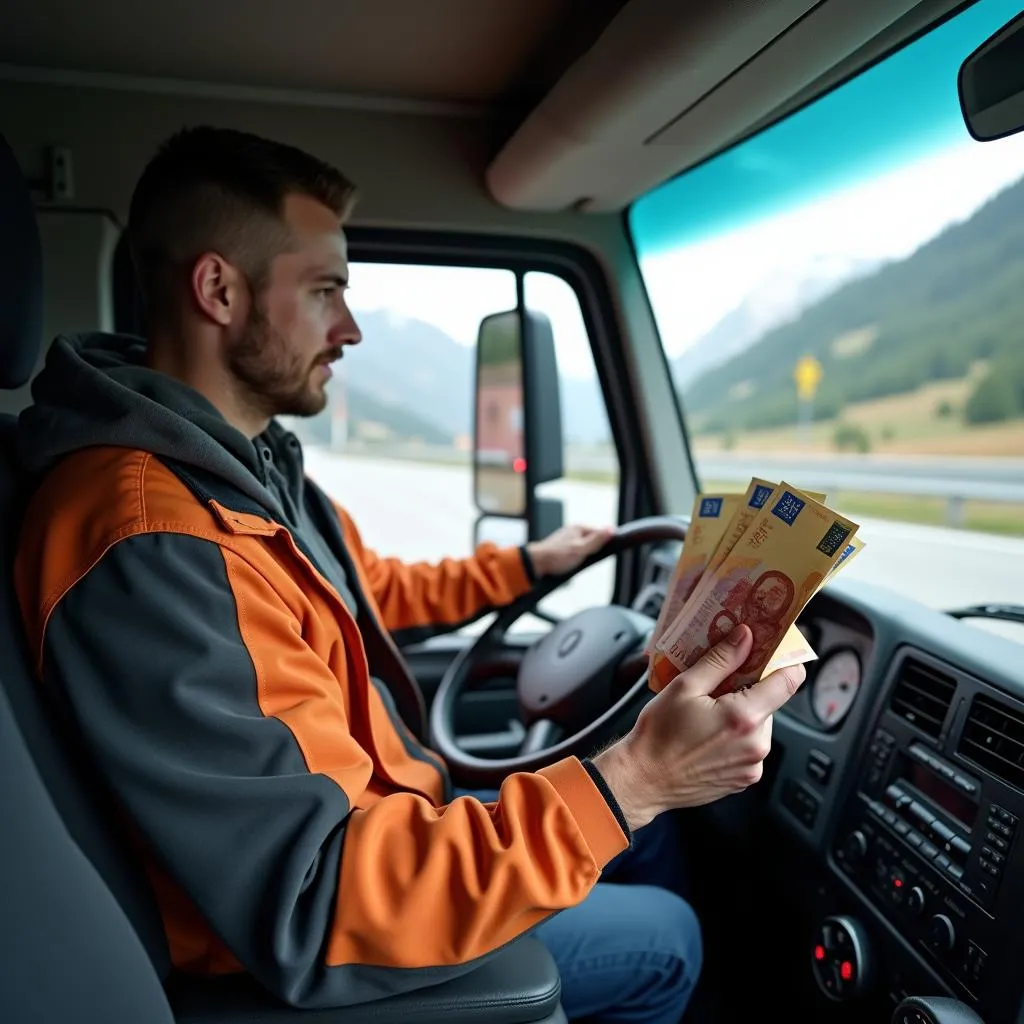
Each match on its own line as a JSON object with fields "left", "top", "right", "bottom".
{"left": 959, "top": 11, "right": 1024, "bottom": 142}
{"left": 473, "top": 309, "right": 564, "bottom": 541}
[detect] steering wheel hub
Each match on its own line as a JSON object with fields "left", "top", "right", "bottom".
{"left": 518, "top": 606, "right": 648, "bottom": 729}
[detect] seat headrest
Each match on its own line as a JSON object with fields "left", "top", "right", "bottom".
{"left": 0, "top": 135, "right": 43, "bottom": 390}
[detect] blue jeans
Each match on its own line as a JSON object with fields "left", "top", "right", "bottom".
{"left": 459, "top": 790, "right": 701, "bottom": 1024}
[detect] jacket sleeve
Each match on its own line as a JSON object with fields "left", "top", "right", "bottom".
{"left": 335, "top": 504, "right": 536, "bottom": 635}
{"left": 37, "top": 531, "right": 628, "bottom": 1009}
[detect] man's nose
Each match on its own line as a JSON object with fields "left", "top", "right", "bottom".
{"left": 334, "top": 307, "right": 362, "bottom": 346}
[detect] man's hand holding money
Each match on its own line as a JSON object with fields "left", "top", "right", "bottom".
{"left": 592, "top": 624, "right": 805, "bottom": 832}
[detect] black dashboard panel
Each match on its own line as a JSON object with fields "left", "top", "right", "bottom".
{"left": 764, "top": 575, "right": 1024, "bottom": 1022}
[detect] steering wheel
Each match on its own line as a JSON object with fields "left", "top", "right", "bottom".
{"left": 429, "top": 516, "right": 688, "bottom": 787}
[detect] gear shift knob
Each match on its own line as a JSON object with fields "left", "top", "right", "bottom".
{"left": 892, "top": 996, "right": 984, "bottom": 1024}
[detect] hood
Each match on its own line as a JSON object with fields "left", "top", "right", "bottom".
{"left": 18, "top": 332, "right": 293, "bottom": 520}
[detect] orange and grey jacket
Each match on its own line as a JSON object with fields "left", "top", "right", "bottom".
{"left": 13, "top": 333, "right": 630, "bottom": 1009}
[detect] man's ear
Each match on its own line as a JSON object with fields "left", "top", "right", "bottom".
{"left": 191, "top": 252, "right": 245, "bottom": 327}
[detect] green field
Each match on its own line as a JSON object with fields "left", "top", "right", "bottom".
{"left": 693, "top": 376, "right": 1024, "bottom": 458}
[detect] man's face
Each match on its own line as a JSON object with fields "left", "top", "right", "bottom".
{"left": 748, "top": 576, "right": 790, "bottom": 620}
{"left": 227, "top": 194, "right": 360, "bottom": 421}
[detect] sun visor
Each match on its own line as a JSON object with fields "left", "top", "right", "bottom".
{"left": 485, "top": 0, "right": 924, "bottom": 212}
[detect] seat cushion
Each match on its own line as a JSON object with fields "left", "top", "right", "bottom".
{"left": 168, "top": 938, "right": 562, "bottom": 1024}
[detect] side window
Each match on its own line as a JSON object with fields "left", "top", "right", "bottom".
{"left": 288, "top": 262, "right": 620, "bottom": 630}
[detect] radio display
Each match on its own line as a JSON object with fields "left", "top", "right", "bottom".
{"left": 907, "top": 762, "right": 978, "bottom": 827}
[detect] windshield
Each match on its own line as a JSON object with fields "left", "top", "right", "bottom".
{"left": 628, "top": 0, "right": 1024, "bottom": 627}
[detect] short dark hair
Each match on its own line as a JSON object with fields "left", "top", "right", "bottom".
{"left": 127, "top": 126, "right": 357, "bottom": 319}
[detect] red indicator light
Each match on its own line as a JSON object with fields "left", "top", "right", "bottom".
{"left": 840, "top": 961, "right": 854, "bottom": 981}
{"left": 512, "top": 457, "right": 527, "bottom": 474}
{"left": 894, "top": 878, "right": 903, "bottom": 888}
{"left": 814, "top": 945, "right": 826, "bottom": 961}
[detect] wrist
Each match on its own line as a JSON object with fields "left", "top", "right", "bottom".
{"left": 524, "top": 541, "right": 548, "bottom": 579}
{"left": 591, "top": 741, "right": 660, "bottom": 832}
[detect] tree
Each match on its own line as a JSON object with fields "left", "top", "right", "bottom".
{"left": 965, "top": 362, "right": 1023, "bottom": 424}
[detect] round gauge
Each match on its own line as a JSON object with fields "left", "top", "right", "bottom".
{"left": 811, "top": 649, "right": 862, "bottom": 730}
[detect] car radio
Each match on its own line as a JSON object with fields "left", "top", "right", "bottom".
{"left": 833, "top": 722, "right": 1022, "bottom": 1005}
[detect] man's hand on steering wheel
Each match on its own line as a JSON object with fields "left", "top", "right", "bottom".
{"left": 526, "top": 524, "right": 616, "bottom": 578}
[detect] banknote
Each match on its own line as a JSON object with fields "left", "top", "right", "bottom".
{"left": 646, "top": 492, "right": 743, "bottom": 654}
{"left": 699, "top": 478, "right": 827, "bottom": 587}
{"left": 746, "top": 538, "right": 864, "bottom": 683}
{"left": 655, "top": 479, "right": 829, "bottom": 664}
{"left": 824, "top": 536, "right": 865, "bottom": 583}
{"left": 647, "top": 616, "right": 819, "bottom": 693}
{"left": 762, "top": 622, "right": 819, "bottom": 675}
{"left": 650, "top": 483, "right": 859, "bottom": 694}
{"left": 700, "top": 478, "right": 779, "bottom": 583}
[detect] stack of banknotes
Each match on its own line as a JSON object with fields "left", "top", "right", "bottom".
{"left": 646, "top": 478, "right": 865, "bottom": 698}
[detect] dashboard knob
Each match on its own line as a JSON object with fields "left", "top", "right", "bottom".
{"left": 843, "top": 829, "right": 868, "bottom": 863}
{"left": 812, "top": 915, "right": 872, "bottom": 1001}
{"left": 906, "top": 886, "right": 925, "bottom": 916}
{"left": 926, "top": 914, "right": 956, "bottom": 954}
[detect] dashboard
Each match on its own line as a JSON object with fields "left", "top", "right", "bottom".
{"left": 639, "top": 542, "right": 1024, "bottom": 1021}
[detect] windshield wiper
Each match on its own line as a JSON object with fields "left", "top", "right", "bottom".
{"left": 946, "top": 604, "right": 1024, "bottom": 626}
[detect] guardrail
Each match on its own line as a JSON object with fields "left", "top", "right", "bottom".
{"left": 696, "top": 454, "right": 1024, "bottom": 527}
{"left": 319, "top": 441, "right": 1024, "bottom": 527}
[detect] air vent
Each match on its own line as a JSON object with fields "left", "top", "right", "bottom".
{"left": 958, "top": 695, "right": 1024, "bottom": 792}
{"left": 634, "top": 583, "right": 666, "bottom": 620}
{"left": 888, "top": 658, "right": 957, "bottom": 738}
{"left": 646, "top": 561, "right": 672, "bottom": 589}
{"left": 635, "top": 563, "right": 672, "bottom": 620}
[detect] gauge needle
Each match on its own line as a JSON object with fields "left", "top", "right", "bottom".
{"left": 827, "top": 701, "right": 837, "bottom": 719}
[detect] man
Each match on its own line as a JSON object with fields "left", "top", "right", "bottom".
{"left": 14, "top": 127, "right": 804, "bottom": 1024}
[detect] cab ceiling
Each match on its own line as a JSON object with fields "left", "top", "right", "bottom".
{"left": 0, "top": 0, "right": 971, "bottom": 212}
{"left": 0, "top": 0, "right": 629, "bottom": 112}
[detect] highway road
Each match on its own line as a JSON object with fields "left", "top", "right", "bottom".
{"left": 304, "top": 449, "right": 1024, "bottom": 639}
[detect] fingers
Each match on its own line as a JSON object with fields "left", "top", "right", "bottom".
{"left": 579, "top": 526, "right": 614, "bottom": 554}
{"left": 677, "top": 624, "right": 753, "bottom": 696}
{"left": 726, "top": 662, "right": 807, "bottom": 720}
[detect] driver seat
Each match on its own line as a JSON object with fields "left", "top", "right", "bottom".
{"left": 0, "top": 132, "right": 565, "bottom": 1024}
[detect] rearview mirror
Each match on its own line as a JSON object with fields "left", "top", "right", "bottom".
{"left": 959, "top": 11, "right": 1024, "bottom": 141}
{"left": 473, "top": 308, "right": 564, "bottom": 538}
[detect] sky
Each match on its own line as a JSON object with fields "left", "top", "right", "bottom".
{"left": 346, "top": 263, "right": 597, "bottom": 381}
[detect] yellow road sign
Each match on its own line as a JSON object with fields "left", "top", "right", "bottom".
{"left": 794, "top": 355, "right": 823, "bottom": 400}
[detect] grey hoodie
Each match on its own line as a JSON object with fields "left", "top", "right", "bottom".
{"left": 19, "top": 332, "right": 357, "bottom": 611}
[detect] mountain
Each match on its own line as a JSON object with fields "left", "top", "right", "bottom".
{"left": 339, "top": 308, "right": 613, "bottom": 444}
{"left": 342, "top": 310, "right": 472, "bottom": 438}
{"left": 672, "top": 256, "right": 882, "bottom": 388}
{"left": 683, "top": 174, "right": 1024, "bottom": 434}
{"left": 343, "top": 380, "right": 454, "bottom": 444}
{"left": 284, "top": 377, "right": 455, "bottom": 447}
